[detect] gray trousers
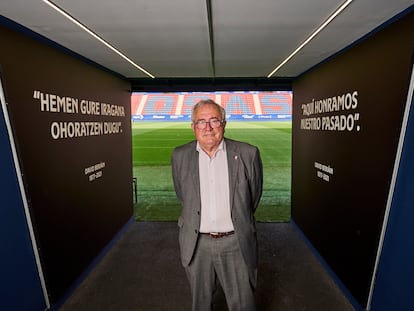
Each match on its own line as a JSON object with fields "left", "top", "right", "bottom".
{"left": 184, "top": 233, "right": 256, "bottom": 311}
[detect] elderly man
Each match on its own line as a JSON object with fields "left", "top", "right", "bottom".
{"left": 171, "top": 99, "right": 263, "bottom": 311}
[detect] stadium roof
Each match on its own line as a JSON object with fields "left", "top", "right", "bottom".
{"left": 1, "top": 0, "right": 414, "bottom": 90}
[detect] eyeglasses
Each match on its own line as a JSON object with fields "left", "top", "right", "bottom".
{"left": 193, "top": 119, "right": 224, "bottom": 129}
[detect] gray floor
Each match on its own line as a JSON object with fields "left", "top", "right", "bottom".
{"left": 58, "top": 222, "right": 355, "bottom": 311}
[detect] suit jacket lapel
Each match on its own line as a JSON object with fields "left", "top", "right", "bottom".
{"left": 226, "top": 139, "right": 239, "bottom": 211}
{"left": 188, "top": 143, "right": 200, "bottom": 205}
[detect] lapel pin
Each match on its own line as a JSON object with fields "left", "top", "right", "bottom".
{"left": 234, "top": 155, "right": 238, "bottom": 160}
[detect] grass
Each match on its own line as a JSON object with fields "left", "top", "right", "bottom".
{"left": 132, "top": 121, "right": 291, "bottom": 222}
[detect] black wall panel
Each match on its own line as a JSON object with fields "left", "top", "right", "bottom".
{"left": 292, "top": 10, "right": 414, "bottom": 307}
{"left": 0, "top": 22, "right": 132, "bottom": 303}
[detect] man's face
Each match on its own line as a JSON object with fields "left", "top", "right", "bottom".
{"left": 191, "top": 104, "right": 226, "bottom": 152}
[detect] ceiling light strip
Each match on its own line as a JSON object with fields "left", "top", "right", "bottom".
{"left": 267, "top": 0, "right": 353, "bottom": 78}
{"left": 41, "top": 0, "right": 155, "bottom": 78}
{"left": 206, "top": 0, "right": 216, "bottom": 77}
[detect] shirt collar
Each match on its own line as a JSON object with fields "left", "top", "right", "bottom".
{"left": 196, "top": 139, "right": 226, "bottom": 155}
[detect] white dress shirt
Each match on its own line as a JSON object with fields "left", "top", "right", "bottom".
{"left": 197, "top": 140, "right": 234, "bottom": 233}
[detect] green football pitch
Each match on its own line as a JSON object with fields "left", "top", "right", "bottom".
{"left": 132, "top": 121, "right": 291, "bottom": 222}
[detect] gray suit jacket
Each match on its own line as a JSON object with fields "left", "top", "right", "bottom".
{"left": 171, "top": 137, "right": 263, "bottom": 282}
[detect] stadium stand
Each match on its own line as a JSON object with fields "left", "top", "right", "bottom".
{"left": 131, "top": 91, "right": 292, "bottom": 121}
{"left": 219, "top": 93, "right": 256, "bottom": 115}
{"left": 260, "top": 92, "right": 292, "bottom": 115}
